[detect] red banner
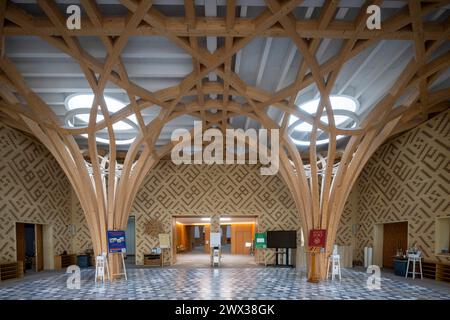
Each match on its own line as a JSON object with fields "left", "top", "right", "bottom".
{"left": 308, "top": 229, "right": 327, "bottom": 248}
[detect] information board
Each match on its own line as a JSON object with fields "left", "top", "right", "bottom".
{"left": 159, "top": 233, "right": 170, "bottom": 249}
{"left": 107, "top": 230, "right": 127, "bottom": 253}
{"left": 254, "top": 233, "right": 267, "bottom": 249}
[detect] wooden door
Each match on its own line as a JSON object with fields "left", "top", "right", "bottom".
{"left": 16, "top": 223, "right": 25, "bottom": 271}
{"left": 35, "top": 224, "right": 44, "bottom": 272}
{"left": 231, "top": 224, "right": 254, "bottom": 254}
{"left": 204, "top": 224, "right": 210, "bottom": 253}
{"left": 383, "top": 222, "right": 408, "bottom": 268}
{"left": 172, "top": 218, "right": 177, "bottom": 264}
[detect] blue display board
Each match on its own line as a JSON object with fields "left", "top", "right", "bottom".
{"left": 107, "top": 230, "right": 127, "bottom": 253}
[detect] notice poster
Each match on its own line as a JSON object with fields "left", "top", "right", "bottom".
{"left": 254, "top": 233, "right": 267, "bottom": 249}
{"left": 308, "top": 229, "right": 327, "bottom": 248}
{"left": 210, "top": 232, "right": 221, "bottom": 247}
{"left": 107, "top": 230, "right": 127, "bottom": 253}
{"left": 159, "top": 233, "right": 170, "bottom": 249}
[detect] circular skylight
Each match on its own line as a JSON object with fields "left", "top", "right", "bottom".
{"left": 64, "top": 94, "right": 138, "bottom": 145}
{"left": 288, "top": 95, "right": 360, "bottom": 146}
{"left": 65, "top": 94, "right": 137, "bottom": 130}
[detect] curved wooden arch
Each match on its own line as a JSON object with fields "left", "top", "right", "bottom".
{"left": 0, "top": 0, "right": 449, "bottom": 281}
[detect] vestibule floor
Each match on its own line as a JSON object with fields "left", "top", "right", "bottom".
{"left": 0, "top": 267, "right": 449, "bottom": 300}
{"left": 174, "top": 251, "right": 257, "bottom": 268}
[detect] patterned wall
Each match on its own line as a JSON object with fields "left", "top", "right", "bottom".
{"left": 0, "top": 123, "right": 73, "bottom": 262}
{"left": 71, "top": 190, "right": 92, "bottom": 254}
{"left": 131, "top": 162, "right": 301, "bottom": 265}
{"left": 355, "top": 111, "right": 450, "bottom": 263}
{"left": 336, "top": 188, "right": 358, "bottom": 247}
{"left": 71, "top": 160, "right": 356, "bottom": 265}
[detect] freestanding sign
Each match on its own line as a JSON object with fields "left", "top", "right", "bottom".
{"left": 106, "top": 230, "right": 128, "bottom": 280}
{"left": 210, "top": 232, "right": 221, "bottom": 248}
{"left": 107, "top": 230, "right": 127, "bottom": 253}
{"left": 307, "top": 229, "right": 327, "bottom": 284}
{"left": 254, "top": 233, "right": 267, "bottom": 249}
{"left": 308, "top": 229, "right": 327, "bottom": 248}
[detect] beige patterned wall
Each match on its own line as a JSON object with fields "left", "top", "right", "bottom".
{"left": 0, "top": 123, "right": 73, "bottom": 262}
{"left": 132, "top": 162, "right": 301, "bottom": 265}
{"left": 336, "top": 188, "right": 359, "bottom": 250}
{"left": 8, "top": 111, "right": 446, "bottom": 267}
{"left": 354, "top": 111, "right": 450, "bottom": 263}
{"left": 70, "top": 162, "right": 305, "bottom": 265}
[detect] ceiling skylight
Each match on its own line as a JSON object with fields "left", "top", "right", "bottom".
{"left": 64, "top": 94, "right": 138, "bottom": 145}
{"left": 289, "top": 95, "right": 360, "bottom": 146}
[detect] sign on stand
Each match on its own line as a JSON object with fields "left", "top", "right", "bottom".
{"left": 254, "top": 233, "right": 267, "bottom": 266}
{"left": 159, "top": 233, "right": 170, "bottom": 268}
{"left": 107, "top": 230, "right": 128, "bottom": 280}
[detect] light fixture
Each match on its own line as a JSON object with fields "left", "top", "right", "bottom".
{"left": 220, "top": 217, "right": 231, "bottom": 221}
{"left": 201, "top": 217, "right": 211, "bottom": 221}
{"left": 64, "top": 93, "right": 139, "bottom": 145}
{"left": 288, "top": 95, "right": 360, "bottom": 146}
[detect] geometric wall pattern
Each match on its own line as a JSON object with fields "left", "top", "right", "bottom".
{"left": 0, "top": 123, "right": 72, "bottom": 262}
{"left": 336, "top": 188, "right": 359, "bottom": 250}
{"left": 8, "top": 109, "right": 448, "bottom": 267}
{"left": 72, "top": 161, "right": 304, "bottom": 265}
{"left": 131, "top": 162, "right": 301, "bottom": 265}
{"left": 71, "top": 193, "right": 93, "bottom": 255}
{"left": 354, "top": 110, "right": 450, "bottom": 263}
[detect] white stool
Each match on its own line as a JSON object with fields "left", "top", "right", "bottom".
{"left": 327, "top": 254, "right": 341, "bottom": 281}
{"left": 405, "top": 252, "right": 423, "bottom": 279}
{"left": 95, "top": 253, "right": 110, "bottom": 283}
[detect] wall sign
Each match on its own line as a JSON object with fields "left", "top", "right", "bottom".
{"left": 254, "top": 233, "right": 267, "bottom": 249}
{"left": 308, "top": 229, "right": 327, "bottom": 248}
{"left": 159, "top": 233, "right": 170, "bottom": 249}
{"left": 107, "top": 230, "right": 127, "bottom": 253}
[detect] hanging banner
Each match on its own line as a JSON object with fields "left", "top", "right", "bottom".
{"left": 254, "top": 233, "right": 267, "bottom": 249}
{"left": 308, "top": 229, "right": 327, "bottom": 248}
{"left": 159, "top": 233, "right": 171, "bottom": 249}
{"left": 107, "top": 230, "right": 127, "bottom": 253}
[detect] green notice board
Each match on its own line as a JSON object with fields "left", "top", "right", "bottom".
{"left": 254, "top": 233, "right": 267, "bottom": 249}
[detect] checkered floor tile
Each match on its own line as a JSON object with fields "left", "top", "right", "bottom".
{"left": 0, "top": 267, "right": 449, "bottom": 300}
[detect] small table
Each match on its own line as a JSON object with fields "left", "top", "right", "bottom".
{"left": 144, "top": 254, "right": 161, "bottom": 267}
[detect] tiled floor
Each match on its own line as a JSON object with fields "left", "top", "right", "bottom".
{"left": 0, "top": 267, "right": 449, "bottom": 300}
{"left": 174, "top": 252, "right": 257, "bottom": 268}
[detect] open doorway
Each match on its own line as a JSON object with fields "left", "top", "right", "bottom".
{"left": 124, "top": 216, "right": 136, "bottom": 265}
{"left": 172, "top": 216, "right": 257, "bottom": 267}
{"left": 16, "top": 223, "right": 44, "bottom": 274}
{"left": 220, "top": 216, "right": 257, "bottom": 267}
{"left": 173, "top": 216, "right": 211, "bottom": 267}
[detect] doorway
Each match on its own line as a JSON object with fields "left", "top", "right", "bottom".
{"left": 220, "top": 216, "right": 257, "bottom": 266}
{"left": 16, "top": 223, "right": 44, "bottom": 273}
{"left": 173, "top": 216, "right": 211, "bottom": 267}
{"left": 382, "top": 221, "right": 408, "bottom": 268}
{"left": 125, "top": 216, "right": 136, "bottom": 265}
